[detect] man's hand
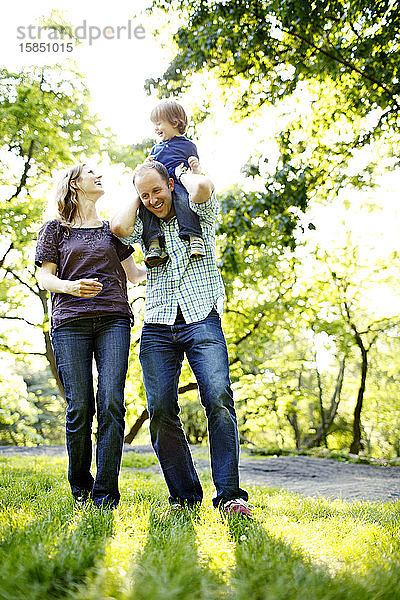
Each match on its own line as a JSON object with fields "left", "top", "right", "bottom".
{"left": 175, "top": 163, "right": 214, "bottom": 205}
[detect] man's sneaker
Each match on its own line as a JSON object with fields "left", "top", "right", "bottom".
{"left": 189, "top": 236, "right": 206, "bottom": 258}
{"left": 220, "top": 498, "right": 253, "bottom": 518}
{"left": 145, "top": 247, "right": 168, "bottom": 268}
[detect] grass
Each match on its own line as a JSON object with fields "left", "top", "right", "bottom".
{"left": 0, "top": 456, "right": 399, "bottom": 600}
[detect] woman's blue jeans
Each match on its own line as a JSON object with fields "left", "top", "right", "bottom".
{"left": 51, "top": 316, "right": 131, "bottom": 507}
{"left": 139, "top": 310, "right": 248, "bottom": 507}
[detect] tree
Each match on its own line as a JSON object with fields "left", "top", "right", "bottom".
{"left": 147, "top": 0, "right": 400, "bottom": 144}
{"left": 0, "top": 64, "right": 107, "bottom": 431}
{"left": 144, "top": 1, "right": 400, "bottom": 244}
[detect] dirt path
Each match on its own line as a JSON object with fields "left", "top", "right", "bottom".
{"left": 1, "top": 444, "right": 399, "bottom": 502}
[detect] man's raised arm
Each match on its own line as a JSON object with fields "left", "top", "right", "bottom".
{"left": 175, "top": 161, "right": 214, "bottom": 205}
{"left": 110, "top": 195, "right": 141, "bottom": 238}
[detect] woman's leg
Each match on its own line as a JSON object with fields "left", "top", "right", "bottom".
{"left": 51, "top": 320, "right": 95, "bottom": 500}
{"left": 92, "top": 316, "right": 131, "bottom": 507}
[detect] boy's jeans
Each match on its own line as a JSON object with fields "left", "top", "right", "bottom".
{"left": 139, "top": 183, "right": 203, "bottom": 249}
{"left": 51, "top": 316, "right": 131, "bottom": 507}
{"left": 139, "top": 309, "right": 248, "bottom": 507}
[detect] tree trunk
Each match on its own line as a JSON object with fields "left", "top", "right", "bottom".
{"left": 123, "top": 380, "right": 199, "bottom": 443}
{"left": 124, "top": 409, "right": 149, "bottom": 443}
{"left": 302, "top": 357, "right": 345, "bottom": 449}
{"left": 38, "top": 287, "right": 65, "bottom": 398}
{"left": 287, "top": 409, "right": 301, "bottom": 450}
{"left": 314, "top": 352, "right": 327, "bottom": 448}
{"left": 350, "top": 340, "right": 368, "bottom": 454}
{"left": 43, "top": 329, "right": 65, "bottom": 398}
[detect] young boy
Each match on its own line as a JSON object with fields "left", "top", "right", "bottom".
{"left": 139, "top": 100, "right": 206, "bottom": 267}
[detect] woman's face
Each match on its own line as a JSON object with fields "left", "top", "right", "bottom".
{"left": 76, "top": 165, "right": 104, "bottom": 199}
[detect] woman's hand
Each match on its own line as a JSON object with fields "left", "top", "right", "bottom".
{"left": 64, "top": 278, "right": 103, "bottom": 297}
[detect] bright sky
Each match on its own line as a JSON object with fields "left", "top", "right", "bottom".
{"left": 2, "top": 0, "right": 398, "bottom": 229}
{"left": 0, "top": 0, "right": 269, "bottom": 208}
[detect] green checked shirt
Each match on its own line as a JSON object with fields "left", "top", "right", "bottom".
{"left": 120, "top": 191, "right": 225, "bottom": 324}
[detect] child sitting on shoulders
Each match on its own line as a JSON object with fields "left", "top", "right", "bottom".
{"left": 139, "top": 99, "right": 206, "bottom": 267}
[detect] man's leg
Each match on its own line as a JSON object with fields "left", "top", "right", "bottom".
{"left": 182, "top": 311, "right": 248, "bottom": 507}
{"left": 139, "top": 322, "right": 203, "bottom": 505}
{"left": 51, "top": 320, "right": 95, "bottom": 500}
{"left": 92, "top": 316, "right": 131, "bottom": 508}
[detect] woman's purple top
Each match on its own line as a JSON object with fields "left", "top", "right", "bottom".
{"left": 35, "top": 220, "right": 134, "bottom": 330}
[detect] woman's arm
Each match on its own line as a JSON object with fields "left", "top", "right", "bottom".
{"left": 121, "top": 255, "right": 146, "bottom": 284}
{"left": 38, "top": 261, "right": 103, "bottom": 297}
{"left": 111, "top": 194, "right": 141, "bottom": 237}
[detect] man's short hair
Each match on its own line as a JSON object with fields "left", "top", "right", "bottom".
{"left": 133, "top": 161, "right": 170, "bottom": 187}
{"left": 150, "top": 100, "right": 188, "bottom": 135}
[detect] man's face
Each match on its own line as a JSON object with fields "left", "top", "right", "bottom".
{"left": 135, "top": 170, "right": 175, "bottom": 221}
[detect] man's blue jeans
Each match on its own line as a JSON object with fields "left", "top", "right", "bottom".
{"left": 51, "top": 316, "right": 131, "bottom": 507}
{"left": 139, "top": 309, "right": 248, "bottom": 507}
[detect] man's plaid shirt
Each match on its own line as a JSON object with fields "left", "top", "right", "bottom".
{"left": 120, "top": 192, "right": 225, "bottom": 324}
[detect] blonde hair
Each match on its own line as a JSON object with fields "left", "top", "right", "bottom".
{"left": 54, "top": 163, "right": 85, "bottom": 229}
{"left": 150, "top": 100, "right": 188, "bottom": 135}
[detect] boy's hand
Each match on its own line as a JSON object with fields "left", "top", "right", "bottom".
{"left": 188, "top": 155, "right": 201, "bottom": 174}
{"left": 175, "top": 162, "right": 187, "bottom": 182}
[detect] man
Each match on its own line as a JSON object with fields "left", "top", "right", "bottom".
{"left": 111, "top": 160, "right": 251, "bottom": 516}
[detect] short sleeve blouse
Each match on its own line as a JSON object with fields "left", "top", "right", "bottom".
{"left": 35, "top": 220, "right": 134, "bottom": 330}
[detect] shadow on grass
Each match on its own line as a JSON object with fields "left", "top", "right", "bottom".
{"left": 227, "top": 513, "right": 400, "bottom": 600}
{"left": 129, "top": 507, "right": 228, "bottom": 600}
{"left": 0, "top": 459, "right": 115, "bottom": 600}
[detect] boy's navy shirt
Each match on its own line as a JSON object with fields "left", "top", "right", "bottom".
{"left": 150, "top": 135, "right": 199, "bottom": 180}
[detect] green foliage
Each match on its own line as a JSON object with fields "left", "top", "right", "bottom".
{"left": 121, "top": 451, "right": 158, "bottom": 469}
{"left": 147, "top": 1, "right": 400, "bottom": 139}
{"left": 0, "top": 360, "right": 64, "bottom": 446}
{"left": 0, "top": 63, "right": 111, "bottom": 443}
{"left": 145, "top": 0, "right": 400, "bottom": 249}
{"left": 107, "top": 137, "right": 156, "bottom": 170}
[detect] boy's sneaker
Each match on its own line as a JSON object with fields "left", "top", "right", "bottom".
{"left": 145, "top": 247, "right": 168, "bottom": 268}
{"left": 189, "top": 236, "right": 206, "bottom": 258}
{"left": 73, "top": 490, "right": 90, "bottom": 508}
{"left": 220, "top": 498, "right": 253, "bottom": 518}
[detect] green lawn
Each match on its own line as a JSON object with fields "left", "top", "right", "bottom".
{"left": 0, "top": 455, "right": 399, "bottom": 600}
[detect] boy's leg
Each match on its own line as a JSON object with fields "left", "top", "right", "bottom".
{"left": 138, "top": 203, "right": 164, "bottom": 249}
{"left": 173, "top": 183, "right": 204, "bottom": 239}
{"left": 173, "top": 183, "right": 206, "bottom": 257}
{"left": 138, "top": 203, "right": 168, "bottom": 267}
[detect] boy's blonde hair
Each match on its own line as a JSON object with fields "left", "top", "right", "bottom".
{"left": 150, "top": 100, "right": 188, "bottom": 134}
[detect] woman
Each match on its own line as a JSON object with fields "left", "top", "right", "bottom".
{"left": 35, "top": 163, "right": 145, "bottom": 508}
